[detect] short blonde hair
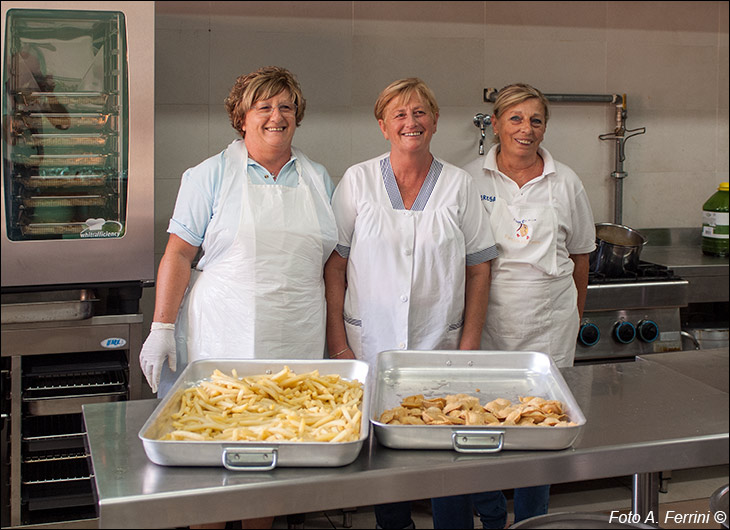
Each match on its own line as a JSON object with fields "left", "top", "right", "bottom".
{"left": 491, "top": 83, "right": 550, "bottom": 144}
{"left": 492, "top": 83, "right": 550, "bottom": 123}
{"left": 224, "top": 66, "right": 306, "bottom": 136}
{"left": 374, "top": 78, "right": 439, "bottom": 121}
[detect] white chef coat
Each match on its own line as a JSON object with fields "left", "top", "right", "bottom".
{"left": 463, "top": 145, "right": 595, "bottom": 367}
{"left": 158, "top": 140, "right": 337, "bottom": 396}
{"left": 333, "top": 153, "right": 498, "bottom": 366}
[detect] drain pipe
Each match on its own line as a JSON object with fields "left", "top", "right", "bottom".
{"left": 599, "top": 95, "right": 646, "bottom": 225}
{"left": 480, "top": 89, "right": 645, "bottom": 225}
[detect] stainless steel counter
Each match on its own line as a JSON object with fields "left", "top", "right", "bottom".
{"left": 639, "top": 227, "right": 729, "bottom": 303}
{"left": 637, "top": 347, "right": 728, "bottom": 393}
{"left": 84, "top": 355, "right": 729, "bottom": 529}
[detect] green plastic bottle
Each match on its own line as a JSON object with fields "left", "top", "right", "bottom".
{"left": 702, "top": 182, "right": 729, "bottom": 257}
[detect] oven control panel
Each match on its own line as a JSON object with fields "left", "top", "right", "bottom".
{"left": 576, "top": 308, "right": 683, "bottom": 362}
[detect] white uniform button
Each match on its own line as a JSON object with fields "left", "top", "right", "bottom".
{"left": 399, "top": 342, "right": 406, "bottom": 349}
{"left": 400, "top": 295, "right": 408, "bottom": 302}
{"left": 404, "top": 248, "right": 412, "bottom": 256}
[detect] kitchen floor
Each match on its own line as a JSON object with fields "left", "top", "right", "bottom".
{"left": 270, "top": 465, "right": 728, "bottom": 529}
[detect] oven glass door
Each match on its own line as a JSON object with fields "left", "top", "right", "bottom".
{"left": 2, "top": 8, "right": 128, "bottom": 241}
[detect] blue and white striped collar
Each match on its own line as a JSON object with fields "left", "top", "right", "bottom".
{"left": 380, "top": 156, "right": 443, "bottom": 211}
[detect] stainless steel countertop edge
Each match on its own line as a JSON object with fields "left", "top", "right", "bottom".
{"left": 85, "top": 352, "right": 729, "bottom": 528}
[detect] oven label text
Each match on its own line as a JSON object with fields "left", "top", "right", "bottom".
{"left": 101, "top": 337, "right": 127, "bottom": 349}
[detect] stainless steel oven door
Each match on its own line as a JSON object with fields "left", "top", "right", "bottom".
{"left": 1, "top": 2, "right": 154, "bottom": 288}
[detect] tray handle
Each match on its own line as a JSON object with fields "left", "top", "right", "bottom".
{"left": 222, "top": 447, "right": 278, "bottom": 471}
{"left": 451, "top": 430, "right": 504, "bottom": 453}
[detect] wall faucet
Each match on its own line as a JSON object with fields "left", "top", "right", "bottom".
{"left": 473, "top": 113, "right": 491, "bottom": 155}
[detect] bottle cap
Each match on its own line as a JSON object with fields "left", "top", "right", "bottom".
{"left": 719, "top": 182, "right": 729, "bottom": 192}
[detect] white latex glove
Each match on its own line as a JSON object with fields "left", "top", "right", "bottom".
{"left": 139, "top": 322, "right": 176, "bottom": 393}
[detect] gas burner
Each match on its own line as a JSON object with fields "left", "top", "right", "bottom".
{"left": 579, "top": 260, "right": 690, "bottom": 363}
{"left": 589, "top": 261, "right": 676, "bottom": 285}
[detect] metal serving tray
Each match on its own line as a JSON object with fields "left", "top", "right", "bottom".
{"left": 139, "top": 359, "right": 371, "bottom": 470}
{"left": 371, "top": 350, "right": 586, "bottom": 452}
{"left": 14, "top": 91, "right": 109, "bottom": 112}
{"left": 19, "top": 112, "right": 110, "bottom": 131}
{"left": 19, "top": 174, "right": 108, "bottom": 189}
{"left": 1, "top": 290, "right": 96, "bottom": 324}
{"left": 16, "top": 133, "right": 109, "bottom": 149}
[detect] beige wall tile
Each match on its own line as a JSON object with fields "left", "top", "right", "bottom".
{"left": 485, "top": 1, "right": 607, "bottom": 41}
{"left": 155, "top": 28, "right": 210, "bottom": 105}
{"left": 289, "top": 106, "right": 354, "bottom": 179}
{"left": 153, "top": 1, "right": 729, "bottom": 233}
{"left": 623, "top": 171, "right": 718, "bottom": 229}
{"left": 625, "top": 109, "right": 716, "bottom": 173}
{"left": 719, "top": 44, "right": 729, "bottom": 110}
{"left": 606, "top": 41, "right": 717, "bottom": 111}
{"left": 355, "top": 1, "right": 483, "bottom": 25}
{"left": 352, "top": 34, "right": 484, "bottom": 107}
{"left": 354, "top": 1, "right": 484, "bottom": 38}
{"left": 209, "top": 29, "right": 352, "bottom": 108}
{"left": 483, "top": 38, "right": 607, "bottom": 96}
{"left": 153, "top": 178, "right": 182, "bottom": 254}
{"left": 606, "top": 1, "right": 718, "bottom": 46}
{"left": 717, "top": 107, "right": 729, "bottom": 174}
{"left": 155, "top": 104, "right": 211, "bottom": 180}
{"left": 207, "top": 104, "right": 241, "bottom": 157}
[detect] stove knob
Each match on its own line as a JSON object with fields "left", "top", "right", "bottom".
{"left": 637, "top": 319, "right": 659, "bottom": 343}
{"left": 578, "top": 322, "right": 601, "bottom": 346}
{"left": 613, "top": 321, "right": 636, "bottom": 344}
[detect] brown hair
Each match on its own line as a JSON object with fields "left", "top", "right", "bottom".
{"left": 374, "top": 78, "right": 439, "bottom": 122}
{"left": 224, "top": 66, "right": 306, "bottom": 136}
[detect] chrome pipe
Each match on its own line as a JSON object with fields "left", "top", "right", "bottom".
{"left": 484, "top": 88, "right": 622, "bottom": 105}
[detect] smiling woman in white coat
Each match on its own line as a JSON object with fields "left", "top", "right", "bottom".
{"left": 139, "top": 65, "right": 338, "bottom": 530}
{"left": 323, "top": 77, "right": 498, "bottom": 530}
{"left": 456, "top": 83, "right": 597, "bottom": 529}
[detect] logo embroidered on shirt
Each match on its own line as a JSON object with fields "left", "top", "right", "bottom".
{"left": 514, "top": 218, "right": 536, "bottom": 240}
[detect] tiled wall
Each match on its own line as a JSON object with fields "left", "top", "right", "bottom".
{"left": 146, "top": 1, "right": 729, "bottom": 328}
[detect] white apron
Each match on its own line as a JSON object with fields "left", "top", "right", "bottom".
{"left": 159, "top": 142, "right": 337, "bottom": 396}
{"left": 483, "top": 177, "right": 578, "bottom": 367}
{"left": 345, "top": 200, "right": 466, "bottom": 367}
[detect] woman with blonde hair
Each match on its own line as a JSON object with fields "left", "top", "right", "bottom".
{"left": 325, "top": 77, "right": 498, "bottom": 528}
{"left": 460, "top": 82, "right": 596, "bottom": 528}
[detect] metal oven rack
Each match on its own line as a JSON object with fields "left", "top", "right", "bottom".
{"left": 1, "top": 315, "right": 143, "bottom": 529}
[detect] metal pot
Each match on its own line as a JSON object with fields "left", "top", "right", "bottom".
{"left": 682, "top": 328, "right": 730, "bottom": 350}
{"left": 590, "top": 223, "right": 647, "bottom": 277}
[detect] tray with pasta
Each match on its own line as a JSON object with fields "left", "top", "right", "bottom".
{"left": 371, "top": 350, "right": 586, "bottom": 452}
{"left": 138, "top": 359, "right": 370, "bottom": 470}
